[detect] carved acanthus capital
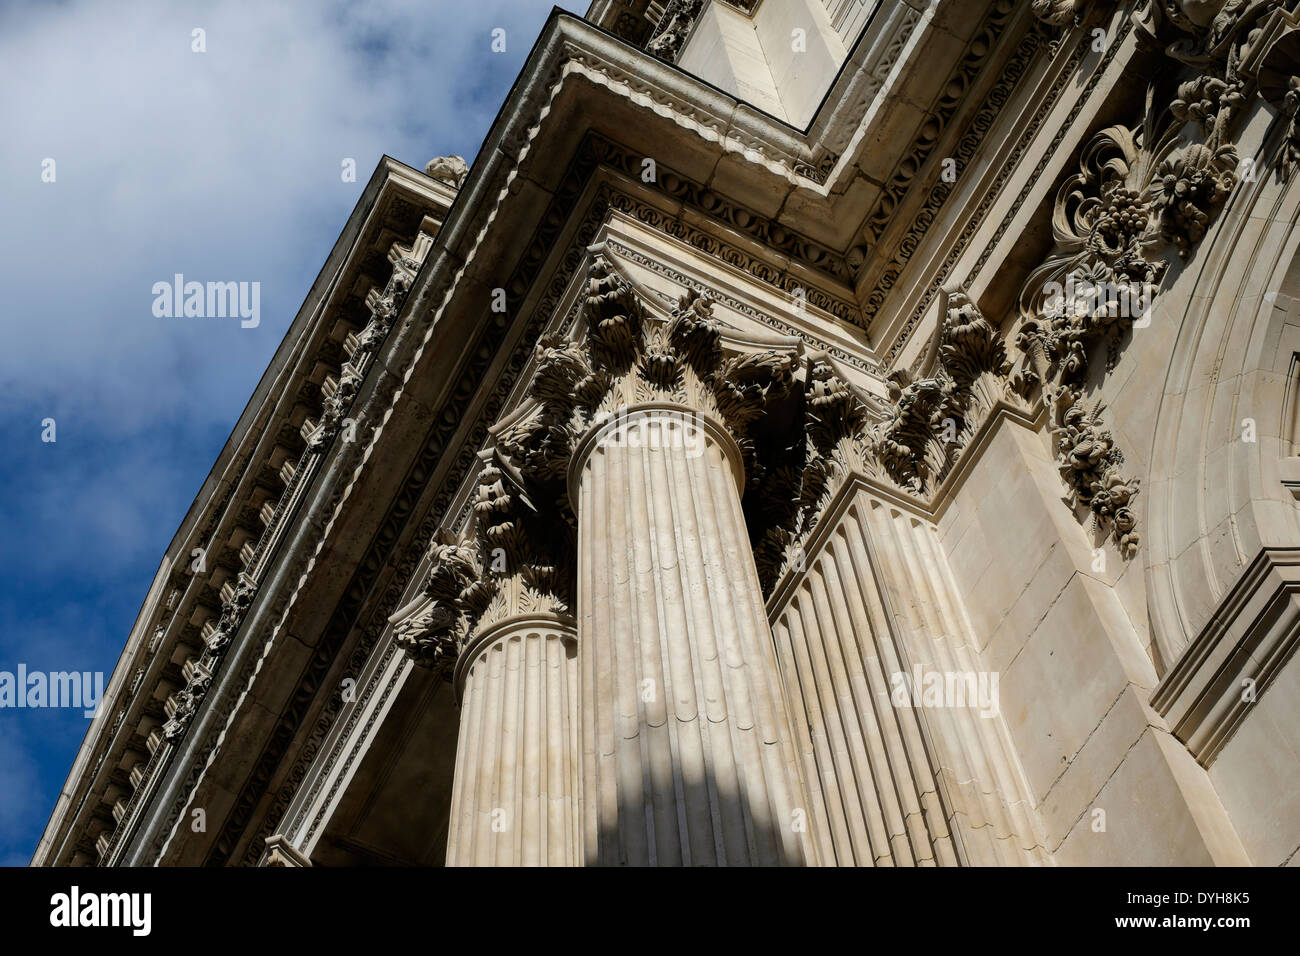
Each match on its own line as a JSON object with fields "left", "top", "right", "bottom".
{"left": 749, "top": 293, "right": 1056, "bottom": 591}
{"left": 498, "top": 256, "right": 799, "bottom": 500}
{"left": 391, "top": 538, "right": 482, "bottom": 678}
{"left": 939, "top": 293, "right": 1015, "bottom": 405}
{"left": 873, "top": 295, "right": 1022, "bottom": 496}
{"left": 874, "top": 368, "right": 956, "bottom": 495}
{"left": 393, "top": 444, "right": 576, "bottom": 678}
{"left": 750, "top": 356, "right": 883, "bottom": 592}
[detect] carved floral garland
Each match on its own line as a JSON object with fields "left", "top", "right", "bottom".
{"left": 1012, "top": 0, "right": 1298, "bottom": 556}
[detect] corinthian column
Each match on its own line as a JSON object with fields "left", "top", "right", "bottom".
{"left": 571, "top": 405, "right": 808, "bottom": 866}
{"left": 460, "top": 253, "right": 814, "bottom": 865}
{"left": 391, "top": 453, "right": 580, "bottom": 866}
{"left": 446, "top": 613, "right": 580, "bottom": 866}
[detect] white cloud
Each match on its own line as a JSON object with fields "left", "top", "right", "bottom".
{"left": 0, "top": 0, "right": 572, "bottom": 429}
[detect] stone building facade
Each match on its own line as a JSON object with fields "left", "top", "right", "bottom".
{"left": 34, "top": 0, "right": 1300, "bottom": 866}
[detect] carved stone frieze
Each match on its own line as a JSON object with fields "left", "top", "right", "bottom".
{"left": 645, "top": 0, "right": 702, "bottom": 62}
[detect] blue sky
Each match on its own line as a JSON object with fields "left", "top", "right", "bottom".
{"left": 0, "top": 0, "right": 579, "bottom": 866}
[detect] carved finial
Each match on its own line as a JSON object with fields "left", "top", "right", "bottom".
{"left": 424, "top": 155, "right": 469, "bottom": 188}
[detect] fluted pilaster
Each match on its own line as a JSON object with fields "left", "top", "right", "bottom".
{"left": 445, "top": 613, "right": 580, "bottom": 866}
{"left": 571, "top": 405, "right": 812, "bottom": 866}
{"left": 863, "top": 498, "right": 1048, "bottom": 865}
{"left": 771, "top": 504, "right": 958, "bottom": 866}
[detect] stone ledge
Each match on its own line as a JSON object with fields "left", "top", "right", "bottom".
{"left": 1152, "top": 547, "right": 1300, "bottom": 766}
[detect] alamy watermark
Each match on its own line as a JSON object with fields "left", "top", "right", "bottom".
{"left": 593, "top": 405, "right": 708, "bottom": 460}
{"left": 50, "top": 886, "right": 151, "bottom": 936}
{"left": 152, "top": 274, "right": 260, "bottom": 327}
{"left": 890, "top": 665, "right": 1000, "bottom": 718}
{"left": 0, "top": 665, "right": 104, "bottom": 717}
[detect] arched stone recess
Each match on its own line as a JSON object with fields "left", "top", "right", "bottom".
{"left": 1147, "top": 172, "right": 1300, "bottom": 669}
{"left": 1144, "top": 163, "right": 1300, "bottom": 865}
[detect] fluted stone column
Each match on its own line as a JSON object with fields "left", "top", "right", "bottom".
{"left": 569, "top": 404, "right": 811, "bottom": 866}
{"left": 445, "top": 613, "right": 580, "bottom": 866}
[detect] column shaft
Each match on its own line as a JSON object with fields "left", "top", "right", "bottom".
{"left": 574, "top": 406, "right": 810, "bottom": 866}
{"left": 446, "top": 615, "right": 580, "bottom": 866}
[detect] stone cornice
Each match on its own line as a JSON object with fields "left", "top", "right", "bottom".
{"left": 102, "top": 198, "right": 443, "bottom": 867}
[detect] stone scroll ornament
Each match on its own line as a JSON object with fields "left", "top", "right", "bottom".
{"left": 1015, "top": 0, "right": 1300, "bottom": 558}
